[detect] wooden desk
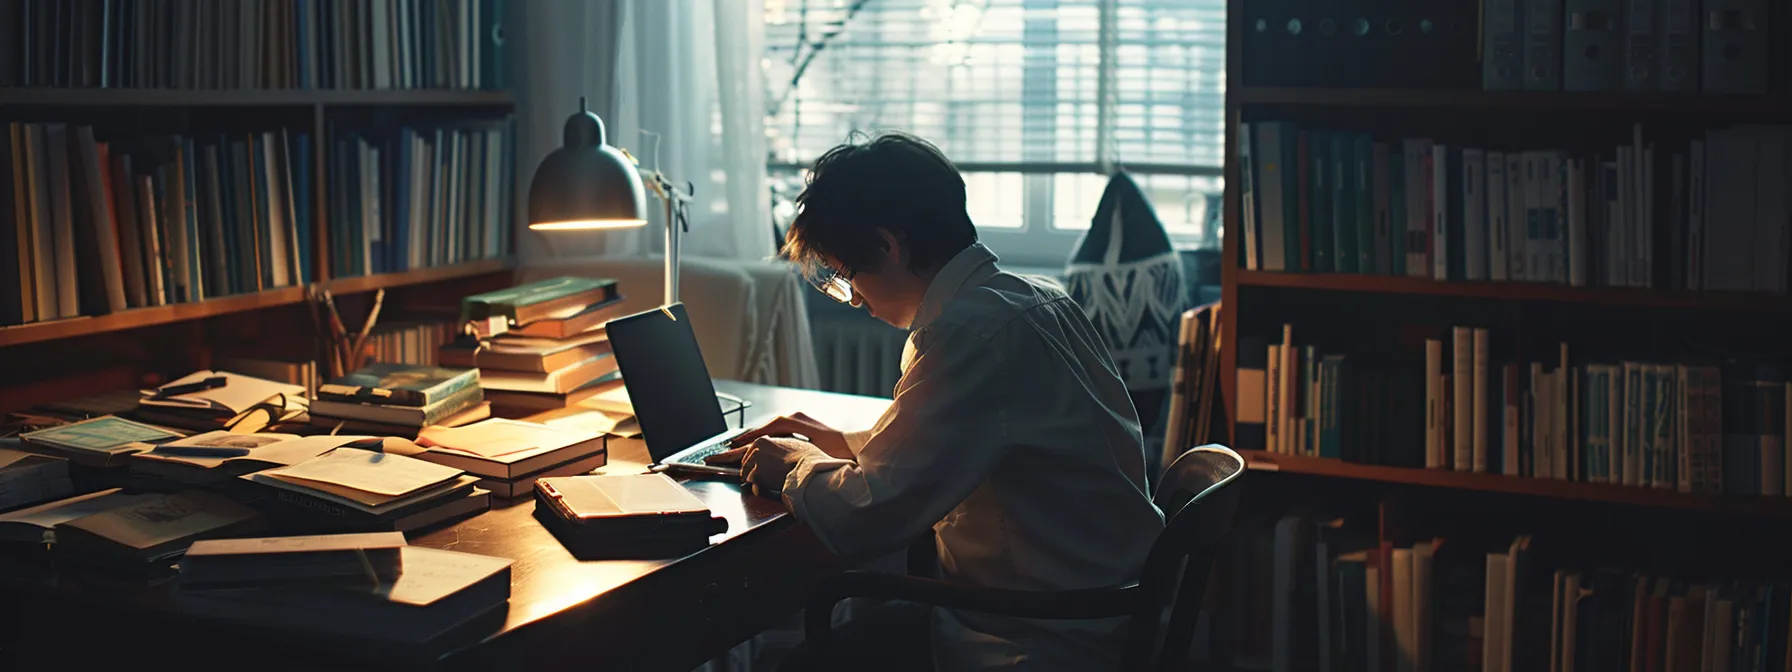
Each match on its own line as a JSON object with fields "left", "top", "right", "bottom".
{"left": 0, "top": 380, "right": 891, "bottom": 671}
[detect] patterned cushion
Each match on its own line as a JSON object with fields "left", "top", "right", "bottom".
{"left": 1064, "top": 172, "right": 1189, "bottom": 393}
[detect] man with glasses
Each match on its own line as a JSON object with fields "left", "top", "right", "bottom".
{"left": 707, "top": 132, "right": 1164, "bottom": 672}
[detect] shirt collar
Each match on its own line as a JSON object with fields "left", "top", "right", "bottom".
{"left": 909, "top": 243, "right": 999, "bottom": 330}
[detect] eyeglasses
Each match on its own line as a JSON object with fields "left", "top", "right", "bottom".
{"left": 806, "top": 265, "right": 855, "bottom": 304}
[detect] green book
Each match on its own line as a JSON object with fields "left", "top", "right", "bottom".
{"left": 22, "top": 416, "right": 180, "bottom": 454}
{"left": 316, "top": 364, "right": 480, "bottom": 408}
{"left": 460, "top": 277, "right": 618, "bottom": 326}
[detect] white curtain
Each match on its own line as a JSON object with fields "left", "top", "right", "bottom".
{"left": 514, "top": 0, "right": 774, "bottom": 264}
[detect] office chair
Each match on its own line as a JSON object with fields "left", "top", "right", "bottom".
{"left": 803, "top": 444, "right": 1247, "bottom": 671}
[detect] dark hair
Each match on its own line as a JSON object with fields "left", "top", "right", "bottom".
{"left": 781, "top": 131, "right": 978, "bottom": 277}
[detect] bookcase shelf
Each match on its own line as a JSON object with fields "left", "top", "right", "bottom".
{"left": 1235, "top": 86, "right": 1792, "bottom": 114}
{"left": 0, "top": 88, "right": 515, "bottom": 108}
{"left": 1234, "top": 270, "right": 1792, "bottom": 313}
{"left": 1241, "top": 450, "right": 1792, "bottom": 519}
{"left": 0, "top": 258, "right": 512, "bottom": 348}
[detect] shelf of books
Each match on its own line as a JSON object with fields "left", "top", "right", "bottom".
{"left": 1242, "top": 450, "right": 1792, "bottom": 519}
{"left": 0, "top": 259, "right": 513, "bottom": 348}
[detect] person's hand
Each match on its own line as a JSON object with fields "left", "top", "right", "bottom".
{"left": 736, "top": 436, "right": 811, "bottom": 497}
{"left": 705, "top": 412, "right": 852, "bottom": 465}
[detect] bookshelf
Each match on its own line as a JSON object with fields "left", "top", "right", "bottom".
{"left": 0, "top": 0, "right": 519, "bottom": 414}
{"left": 1207, "top": 2, "right": 1792, "bottom": 668}
{"left": 0, "top": 258, "right": 513, "bottom": 348}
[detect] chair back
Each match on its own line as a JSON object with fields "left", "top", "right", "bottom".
{"left": 1122, "top": 444, "right": 1247, "bottom": 672}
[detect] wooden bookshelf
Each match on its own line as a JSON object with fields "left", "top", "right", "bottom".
{"left": 0, "top": 88, "right": 515, "bottom": 108}
{"left": 1235, "top": 270, "right": 1792, "bottom": 312}
{"left": 1242, "top": 450, "right": 1792, "bottom": 519}
{"left": 1236, "top": 86, "right": 1792, "bottom": 114}
{"left": 0, "top": 258, "right": 513, "bottom": 348}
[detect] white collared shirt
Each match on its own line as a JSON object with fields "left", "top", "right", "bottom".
{"left": 783, "top": 243, "right": 1166, "bottom": 671}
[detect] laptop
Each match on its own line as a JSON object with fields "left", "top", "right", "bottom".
{"left": 604, "top": 303, "right": 746, "bottom": 476}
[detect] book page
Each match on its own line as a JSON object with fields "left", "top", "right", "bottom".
{"left": 141, "top": 370, "right": 306, "bottom": 413}
{"left": 138, "top": 433, "right": 351, "bottom": 469}
{"left": 259, "top": 449, "right": 463, "bottom": 497}
{"left": 0, "top": 489, "right": 151, "bottom": 529}
{"left": 417, "top": 419, "right": 596, "bottom": 459}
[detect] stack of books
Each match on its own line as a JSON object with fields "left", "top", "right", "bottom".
{"left": 411, "top": 419, "right": 607, "bottom": 498}
{"left": 243, "top": 447, "right": 489, "bottom": 534}
{"left": 307, "top": 363, "right": 490, "bottom": 438}
{"left": 445, "top": 276, "right": 630, "bottom": 413}
{"left": 177, "top": 540, "right": 514, "bottom": 651}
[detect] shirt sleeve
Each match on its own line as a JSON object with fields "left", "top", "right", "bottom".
{"left": 781, "top": 323, "right": 1009, "bottom": 562}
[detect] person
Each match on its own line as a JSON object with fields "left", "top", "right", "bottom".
{"left": 707, "top": 132, "right": 1165, "bottom": 671}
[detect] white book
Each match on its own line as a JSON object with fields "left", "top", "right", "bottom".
{"left": 1644, "top": 144, "right": 1657, "bottom": 289}
{"left": 1483, "top": 554, "right": 1509, "bottom": 672}
{"left": 1622, "top": 362, "right": 1642, "bottom": 487}
{"left": 1453, "top": 327, "right": 1473, "bottom": 471}
{"left": 1473, "top": 328, "right": 1490, "bottom": 472}
{"left": 1507, "top": 153, "right": 1527, "bottom": 282}
{"left": 1426, "top": 339, "right": 1444, "bottom": 469}
{"left": 1488, "top": 151, "right": 1510, "bottom": 281}
{"left": 1392, "top": 548, "right": 1416, "bottom": 672}
{"left": 1464, "top": 148, "right": 1487, "bottom": 280}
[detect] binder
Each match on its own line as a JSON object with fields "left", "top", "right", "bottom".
{"left": 1524, "top": 0, "right": 1565, "bottom": 90}
{"left": 1625, "top": 0, "right": 1659, "bottom": 90}
{"left": 1656, "top": 0, "right": 1698, "bottom": 92}
{"left": 1484, "top": 0, "right": 1525, "bottom": 89}
{"left": 1701, "top": 0, "right": 1767, "bottom": 93}
{"left": 1563, "top": 0, "right": 1623, "bottom": 91}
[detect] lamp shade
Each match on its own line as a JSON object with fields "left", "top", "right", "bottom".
{"left": 527, "top": 102, "right": 648, "bottom": 230}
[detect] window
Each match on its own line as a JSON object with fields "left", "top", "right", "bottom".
{"left": 764, "top": 0, "right": 1226, "bottom": 267}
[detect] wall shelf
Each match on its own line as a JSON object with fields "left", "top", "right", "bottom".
{"left": 1243, "top": 450, "right": 1792, "bottom": 519}
{"left": 0, "top": 258, "right": 513, "bottom": 347}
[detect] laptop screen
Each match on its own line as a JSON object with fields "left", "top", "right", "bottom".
{"left": 603, "top": 303, "right": 731, "bottom": 462}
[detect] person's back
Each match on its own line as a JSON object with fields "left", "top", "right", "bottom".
{"left": 712, "top": 132, "right": 1164, "bottom": 671}
{"left": 907, "top": 255, "right": 1166, "bottom": 670}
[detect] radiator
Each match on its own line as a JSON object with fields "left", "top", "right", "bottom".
{"left": 806, "top": 296, "right": 907, "bottom": 398}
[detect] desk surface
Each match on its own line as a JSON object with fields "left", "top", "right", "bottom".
{"left": 421, "top": 380, "right": 891, "bottom": 667}
{"left": 0, "top": 380, "right": 891, "bottom": 671}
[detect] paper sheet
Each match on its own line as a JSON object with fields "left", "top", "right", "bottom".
{"left": 541, "top": 409, "right": 638, "bottom": 437}
{"left": 140, "top": 370, "right": 306, "bottom": 414}
{"left": 0, "top": 488, "right": 152, "bottom": 530}
{"left": 257, "top": 448, "right": 463, "bottom": 497}
{"left": 417, "top": 419, "right": 597, "bottom": 458}
{"left": 140, "top": 432, "right": 358, "bottom": 469}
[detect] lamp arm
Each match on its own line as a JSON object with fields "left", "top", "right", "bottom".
{"left": 636, "top": 167, "right": 695, "bottom": 305}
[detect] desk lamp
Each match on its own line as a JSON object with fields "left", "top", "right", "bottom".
{"left": 527, "top": 97, "right": 693, "bottom": 305}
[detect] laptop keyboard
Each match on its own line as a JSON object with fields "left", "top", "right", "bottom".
{"left": 674, "top": 443, "right": 729, "bottom": 465}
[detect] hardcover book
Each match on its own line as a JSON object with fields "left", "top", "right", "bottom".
{"left": 316, "top": 363, "right": 480, "bottom": 408}
{"left": 460, "top": 276, "right": 618, "bottom": 325}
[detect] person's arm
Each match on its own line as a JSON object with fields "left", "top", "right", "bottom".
{"left": 780, "top": 324, "right": 1008, "bottom": 562}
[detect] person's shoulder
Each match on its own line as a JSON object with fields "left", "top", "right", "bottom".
{"left": 927, "top": 271, "right": 1073, "bottom": 342}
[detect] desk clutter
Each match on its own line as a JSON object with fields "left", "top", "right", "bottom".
{"left": 0, "top": 276, "right": 732, "bottom": 651}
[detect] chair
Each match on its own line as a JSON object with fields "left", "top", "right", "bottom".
{"left": 802, "top": 444, "right": 1247, "bottom": 672}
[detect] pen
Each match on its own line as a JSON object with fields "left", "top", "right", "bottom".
{"left": 152, "top": 376, "right": 228, "bottom": 400}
